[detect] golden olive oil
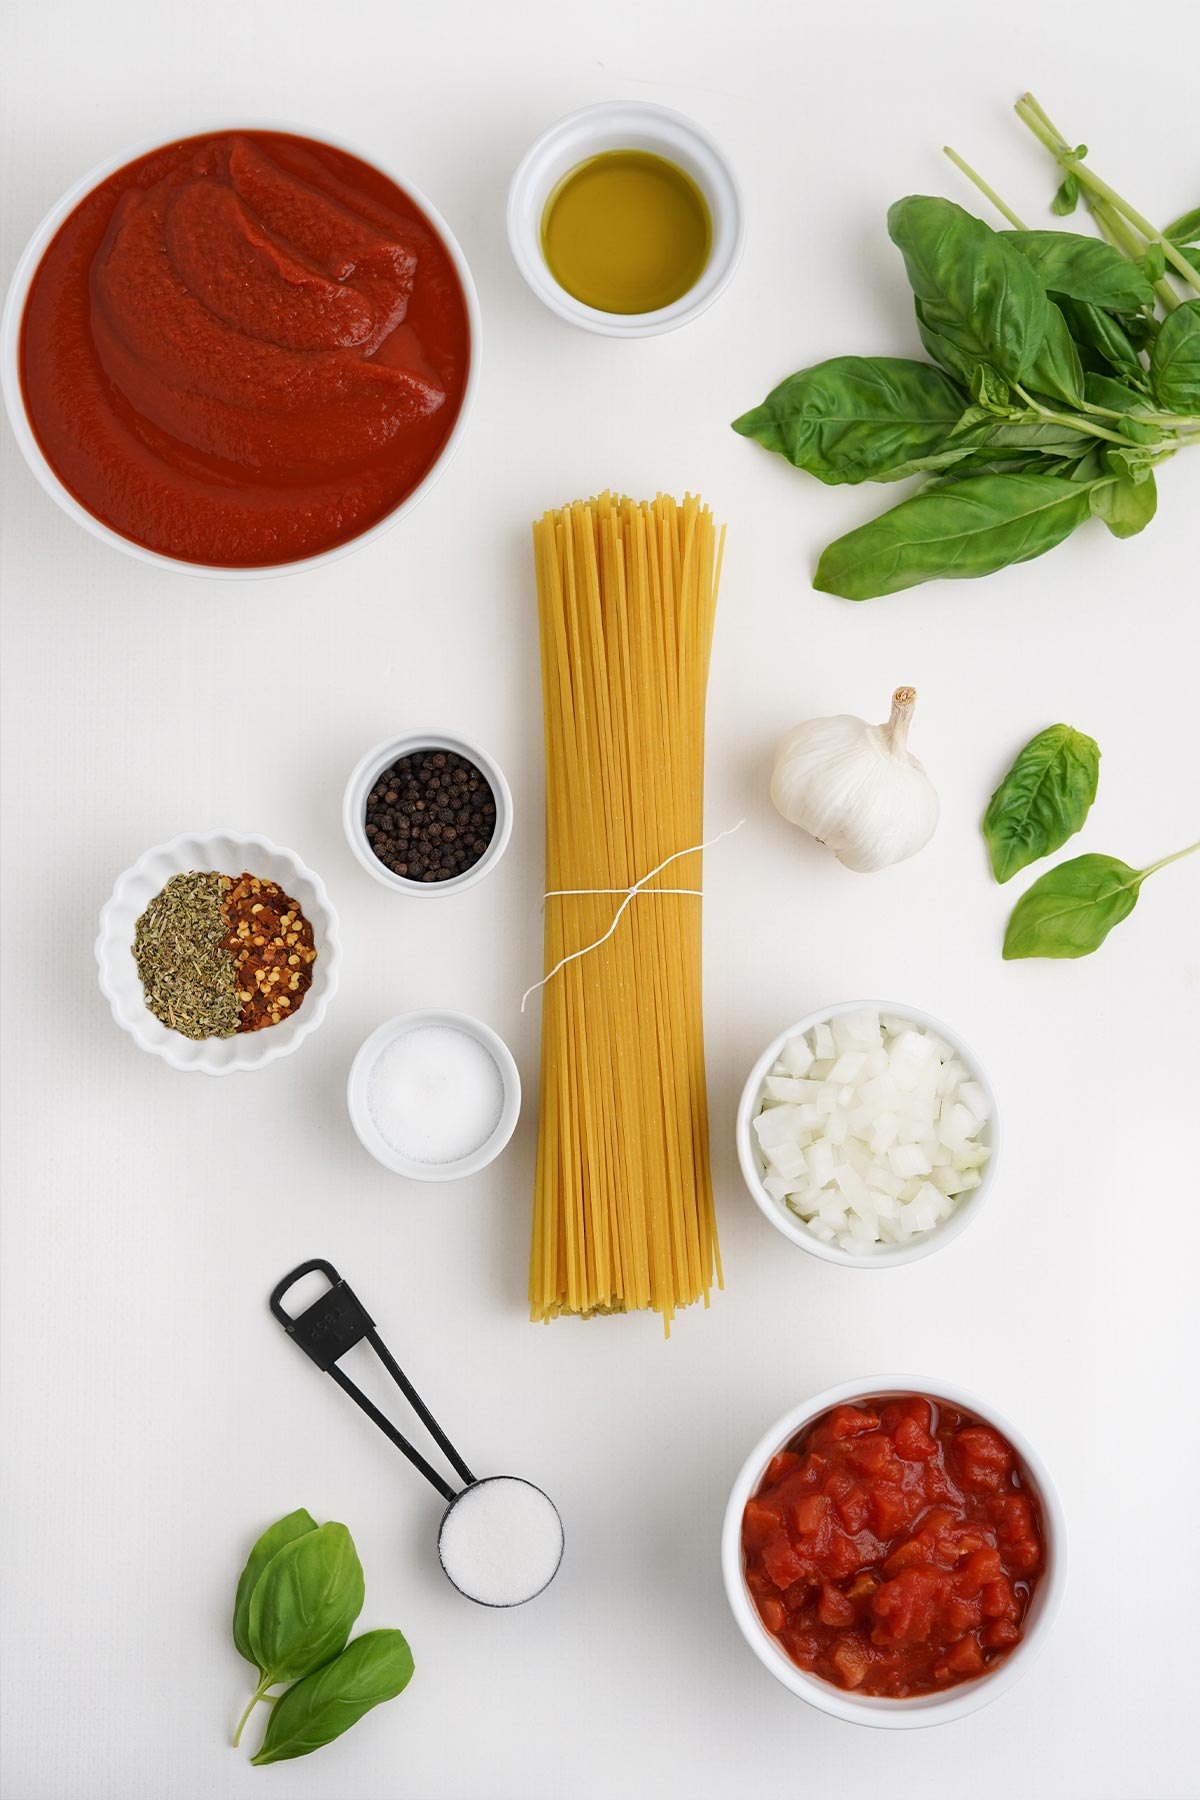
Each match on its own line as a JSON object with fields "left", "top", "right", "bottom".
{"left": 541, "top": 150, "right": 712, "bottom": 315}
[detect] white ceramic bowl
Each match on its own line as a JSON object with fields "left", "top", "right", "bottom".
{"left": 722, "top": 1376, "right": 1067, "bottom": 1729}
{"left": 506, "top": 101, "right": 744, "bottom": 337}
{"left": 0, "top": 120, "right": 480, "bottom": 579}
{"left": 96, "top": 829, "right": 341, "bottom": 1074}
{"left": 737, "top": 1001, "right": 999, "bottom": 1269}
{"left": 347, "top": 1009, "right": 521, "bottom": 1180}
{"left": 342, "top": 730, "right": 513, "bottom": 896}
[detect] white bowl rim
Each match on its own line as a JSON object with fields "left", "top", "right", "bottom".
{"left": 95, "top": 827, "right": 342, "bottom": 1074}
{"left": 346, "top": 1007, "right": 521, "bottom": 1180}
{"left": 342, "top": 729, "right": 513, "bottom": 896}
{"left": 736, "top": 1000, "right": 1000, "bottom": 1269}
{"left": 0, "top": 117, "right": 481, "bottom": 580}
{"left": 721, "top": 1374, "right": 1068, "bottom": 1729}
{"left": 506, "top": 99, "right": 745, "bottom": 339}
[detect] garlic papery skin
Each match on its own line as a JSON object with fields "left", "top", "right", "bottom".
{"left": 770, "top": 687, "right": 939, "bottom": 873}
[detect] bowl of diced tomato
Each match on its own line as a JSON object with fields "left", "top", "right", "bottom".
{"left": 721, "top": 1379, "right": 1066, "bottom": 1727}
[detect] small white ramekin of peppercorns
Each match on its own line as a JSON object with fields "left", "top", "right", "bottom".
{"left": 343, "top": 731, "right": 513, "bottom": 895}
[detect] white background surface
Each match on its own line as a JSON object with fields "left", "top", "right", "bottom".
{"left": 2, "top": 2, "right": 1198, "bottom": 1796}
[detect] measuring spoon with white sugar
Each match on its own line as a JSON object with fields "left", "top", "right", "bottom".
{"left": 270, "top": 1260, "right": 563, "bottom": 1608}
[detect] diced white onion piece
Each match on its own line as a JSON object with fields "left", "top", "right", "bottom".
{"left": 779, "top": 1036, "right": 814, "bottom": 1077}
{"left": 959, "top": 1081, "right": 990, "bottom": 1121}
{"left": 830, "top": 1051, "right": 867, "bottom": 1082}
{"left": 812, "top": 1022, "right": 836, "bottom": 1060}
{"left": 765, "top": 1140, "right": 808, "bottom": 1180}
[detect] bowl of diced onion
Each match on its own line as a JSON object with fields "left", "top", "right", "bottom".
{"left": 736, "top": 1002, "right": 999, "bottom": 1267}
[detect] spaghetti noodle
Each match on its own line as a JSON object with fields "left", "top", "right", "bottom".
{"left": 530, "top": 493, "right": 724, "bottom": 1330}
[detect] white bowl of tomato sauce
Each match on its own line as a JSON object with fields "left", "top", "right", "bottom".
{"left": 1, "top": 123, "right": 480, "bottom": 577}
{"left": 721, "top": 1380, "right": 1066, "bottom": 1727}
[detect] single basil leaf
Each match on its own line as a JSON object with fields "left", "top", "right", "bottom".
{"left": 983, "top": 725, "right": 1100, "bottom": 883}
{"left": 889, "top": 196, "right": 1048, "bottom": 385}
{"left": 814, "top": 471, "right": 1092, "bottom": 601}
{"left": 1090, "top": 467, "right": 1157, "bottom": 537}
{"left": 1165, "top": 207, "right": 1200, "bottom": 245}
{"left": 1058, "top": 446, "right": 1106, "bottom": 483}
{"left": 1022, "top": 300, "right": 1085, "bottom": 407}
{"left": 969, "top": 365, "right": 1014, "bottom": 412}
{"left": 1003, "top": 854, "right": 1143, "bottom": 959}
{"left": 1057, "top": 298, "right": 1147, "bottom": 385}
{"left": 252, "top": 1629, "right": 415, "bottom": 1766}
{"left": 1143, "top": 242, "right": 1167, "bottom": 284}
{"left": 233, "top": 1508, "right": 319, "bottom": 1668}
{"left": 730, "top": 357, "right": 970, "bottom": 485}
{"left": 1051, "top": 174, "right": 1079, "bottom": 217}
{"left": 1083, "top": 372, "right": 1150, "bottom": 415}
{"left": 248, "top": 1522, "right": 364, "bottom": 1687}
{"left": 1002, "top": 231, "right": 1155, "bottom": 311}
{"left": 1150, "top": 299, "right": 1200, "bottom": 411}
{"left": 1103, "top": 443, "right": 1156, "bottom": 485}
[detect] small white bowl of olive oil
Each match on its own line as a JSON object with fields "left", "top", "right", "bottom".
{"left": 507, "top": 101, "right": 744, "bottom": 338}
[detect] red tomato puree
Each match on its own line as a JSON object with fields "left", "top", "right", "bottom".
{"left": 742, "top": 1395, "right": 1044, "bottom": 1697}
{"left": 19, "top": 132, "right": 471, "bottom": 567}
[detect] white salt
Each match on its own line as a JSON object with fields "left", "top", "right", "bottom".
{"left": 367, "top": 1025, "right": 504, "bottom": 1165}
{"left": 438, "top": 1476, "right": 564, "bottom": 1607}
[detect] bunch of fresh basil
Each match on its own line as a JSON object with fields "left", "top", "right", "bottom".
{"left": 734, "top": 100, "right": 1200, "bottom": 599}
{"left": 982, "top": 725, "right": 1197, "bottom": 958}
{"left": 230, "top": 1508, "right": 414, "bottom": 1766}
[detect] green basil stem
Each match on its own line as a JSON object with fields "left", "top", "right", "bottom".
{"left": 1011, "top": 387, "right": 1143, "bottom": 446}
{"left": 1140, "top": 840, "right": 1200, "bottom": 880}
{"left": 1016, "top": 94, "right": 1200, "bottom": 301}
{"left": 232, "top": 1677, "right": 279, "bottom": 1750}
{"left": 942, "top": 147, "right": 1029, "bottom": 230}
{"left": 1088, "top": 197, "right": 1180, "bottom": 316}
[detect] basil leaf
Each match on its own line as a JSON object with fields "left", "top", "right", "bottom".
{"left": 814, "top": 471, "right": 1092, "bottom": 601}
{"left": 1003, "top": 853, "right": 1143, "bottom": 959}
{"left": 1090, "top": 467, "right": 1158, "bottom": 537}
{"left": 889, "top": 196, "right": 1048, "bottom": 385}
{"left": 1002, "top": 230, "right": 1155, "bottom": 311}
{"left": 983, "top": 725, "right": 1100, "bottom": 883}
{"left": 913, "top": 297, "right": 1002, "bottom": 393}
{"left": 731, "top": 357, "right": 971, "bottom": 485}
{"left": 1057, "top": 298, "right": 1147, "bottom": 386}
{"left": 1023, "top": 300, "right": 1085, "bottom": 408}
{"left": 248, "top": 1521, "right": 364, "bottom": 1686}
{"left": 1150, "top": 299, "right": 1200, "bottom": 412}
{"left": 1165, "top": 207, "right": 1200, "bottom": 246}
{"left": 233, "top": 1508, "right": 319, "bottom": 1668}
{"left": 1083, "top": 372, "right": 1151, "bottom": 416}
{"left": 251, "top": 1629, "right": 415, "bottom": 1766}
{"left": 1143, "top": 242, "right": 1167, "bottom": 284}
{"left": 1051, "top": 174, "right": 1079, "bottom": 217}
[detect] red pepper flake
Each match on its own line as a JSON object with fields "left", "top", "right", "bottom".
{"left": 219, "top": 873, "right": 317, "bottom": 1032}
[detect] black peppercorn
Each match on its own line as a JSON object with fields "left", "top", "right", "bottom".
{"left": 364, "top": 747, "right": 498, "bottom": 884}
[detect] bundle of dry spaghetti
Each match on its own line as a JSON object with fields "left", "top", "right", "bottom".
{"left": 530, "top": 492, "right": 724, "bottom": 1331}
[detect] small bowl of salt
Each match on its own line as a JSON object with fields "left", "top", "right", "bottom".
{"left": 348, "top": 1010, "right": 521, "bottom": 1180}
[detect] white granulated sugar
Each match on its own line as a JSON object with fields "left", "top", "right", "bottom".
{"left": 367, "top": 1025, "right": 504, "bottom": 1164}
{"left": 438, "top": 1477, "right": 564, "bottom": 1607}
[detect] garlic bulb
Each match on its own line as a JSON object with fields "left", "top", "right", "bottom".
{"left": 770, "top": 687, "right": 938, "bottom": 872}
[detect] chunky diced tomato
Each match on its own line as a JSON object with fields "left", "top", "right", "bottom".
{"left": 830, "top": 1635, "right": 872, "bottom": 1688}
{"left": 873, "top": 1568, "right": 953, "bottom": 1645}
{"left": 943, "top": 1593, "right": 982, "bottom": 1634}
{"left": 834, "top": 1484, "right": 871, "bottom": 1534}
{"left": 846, "top": 1432, "right": 902, "bottom": 1478}
{"left": 758, "top": 1595, "right": 786, "bottom": 1634}
{"left": 982, "top": 1577, "right": 1017, "bottom": 1620}
{"left": 742, "top": 1497, "right": 783, "bottom": 1549}
{"left": 893, "top": 1415, "right": 938, "bottom": 1461}
{"left": 882, "top": 1537, "right": 929, "bottom": 1576}
{"left": 940, "top": 1636, "right": 984, "bottom": 1676}
{"left": 955, "top": 1426, "right": 1014, "bottom": 1491}
{"left": 762, "top": 1529, "right": 808, "bottom": 1590}
{"left": 868, "top": 1483, "right": 918, "bottom": 1537}
{"left": 791, "top": 1493, "right": 830, "bottom": 1535}
{"left": 982, "top": 1618, "right": 1021, "bottom": 1648}
{"left": 817, "top": 1582, "right": 858, "bottom": 1628}
{"left": 955, "top": 1547, "right": 1003, "bottom": 1597}
{"left": 826, "top": 1406, "right": 882, "bottom": 1441}
{"left": 764, "top": 1450, "right": 803, "bottom": 1486}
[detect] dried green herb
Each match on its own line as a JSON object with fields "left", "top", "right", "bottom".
{"left": 132, "top": 871, "right": 241, "bottom": 1039}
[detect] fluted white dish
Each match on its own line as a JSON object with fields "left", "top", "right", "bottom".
{"left": 95, "top": 829, "right": 341, "bottom": 1073}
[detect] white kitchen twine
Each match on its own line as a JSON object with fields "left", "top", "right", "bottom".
{"left": 520, "top": 820, "right": 746, "bottom": 1012}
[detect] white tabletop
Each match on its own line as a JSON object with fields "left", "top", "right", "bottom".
{"left": 2, "top": 2, "right": 1197, "bottom": 1796}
